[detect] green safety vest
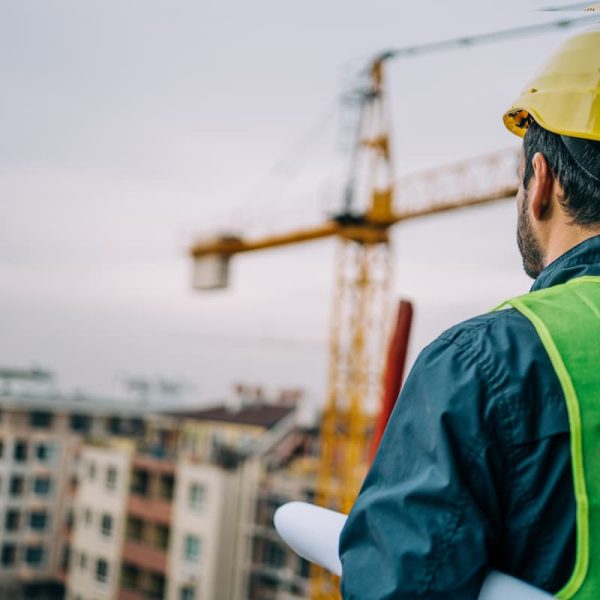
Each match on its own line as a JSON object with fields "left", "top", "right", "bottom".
{"left": 497, "top": 275, "right": 600, "bottom": 599}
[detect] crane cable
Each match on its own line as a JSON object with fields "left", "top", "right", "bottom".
{"left": 226, "top": 103, "right": 339, "bottom": 230}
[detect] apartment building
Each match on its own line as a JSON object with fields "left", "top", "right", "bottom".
{"left": 0, "top": 369, "right": 313, "bottom": 600}
{"left": 0, "top": 368, "right": 161, "bottom": 599}
{"left": 69, "top": 444, "right": 132, "bottom": 600}
{"left": 65, "top": 389, "right": 307, "bottom": 600}
{"left": 0, "top": 407, "right": 75, "bottom": 599}
{"left": 167, "top": 459, "right": 246, "bottom": 600}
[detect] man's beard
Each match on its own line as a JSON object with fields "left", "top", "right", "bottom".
{"left": 517, "top": 196, "right": 545, "bottom": 279}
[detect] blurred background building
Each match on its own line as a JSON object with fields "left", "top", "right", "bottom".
{"left": 0, "top": 369, "right": 317, "bottom": 600}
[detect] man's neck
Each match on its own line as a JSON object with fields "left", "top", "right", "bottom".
{"left": 544, "top": 227, "right": 600, "bottom": 268}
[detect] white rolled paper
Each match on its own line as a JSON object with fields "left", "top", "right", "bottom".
{"left": 273, "top": 501, "right": 553, "bottom": 600}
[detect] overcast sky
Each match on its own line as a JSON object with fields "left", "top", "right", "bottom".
{"left": 0, "top": 0, "right": 593, "bottom": 406}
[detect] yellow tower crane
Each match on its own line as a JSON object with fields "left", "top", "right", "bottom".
{"left": 188, "top": 14, "right": 593, "bottom": 599}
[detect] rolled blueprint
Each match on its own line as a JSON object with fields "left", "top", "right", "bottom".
{"left": 274, "top": 501, "right": 553, "bottom": 600}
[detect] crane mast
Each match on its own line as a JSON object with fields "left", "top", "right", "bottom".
{"left": 318, "top": 57, "right": 395, "bottom": 510}
{"left": 310, "top": 57, "right": 395, "bottom": 599}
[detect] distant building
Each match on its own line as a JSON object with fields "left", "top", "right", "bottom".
{"left": 0, "top": 368, "right": 317, "bottom": 600}
{"left": 247, "top": 432, "right": 318, "bottom": 600}
{"left": 0, "top": 368, "right": 154, "bottom": 599}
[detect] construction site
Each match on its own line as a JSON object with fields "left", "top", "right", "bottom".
{"left": 2, "top": 1, "right": 600, "bottom": 599}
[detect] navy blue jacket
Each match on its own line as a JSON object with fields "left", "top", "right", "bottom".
{"left": 340, "top": 234, "right": 600, "bottom": 599}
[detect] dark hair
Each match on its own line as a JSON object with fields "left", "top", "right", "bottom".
{"left": 523, "top": 121, "right": 600, "bottom": 227}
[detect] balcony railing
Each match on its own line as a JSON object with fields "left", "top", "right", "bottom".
{"left": 121, "top": 540, "right": 168, "bottom": 573}
{"left": 127, "top": 495, "right": 172, "bottom": 524}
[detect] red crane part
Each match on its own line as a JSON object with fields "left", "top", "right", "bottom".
{"left": 369, "top": 300, "right": 414, "bottom": 463}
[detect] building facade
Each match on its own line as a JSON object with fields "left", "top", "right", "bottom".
{"left": 0, "top": 370, "right": 316, "bottom": 600}
{"left": 0, "top": 369, "right": 155, "bottom": 600}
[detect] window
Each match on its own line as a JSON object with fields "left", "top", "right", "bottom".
{"left": 70, "top": 413, "right": 91, "bottom": 433}
{"left": 79, "top": 551, "right": 87, "bottom": 570}
{"left": 155, "top": 524, "right": 170, "bottom": 550}
{"left": 88, "top": 460, "right": 96, "bottom": 480}
{"left": 264, "top": 540, "right": 286, "bottom": 568}
{"left": 1, "top": 544, "right": 17, "bottom": 566}
{"left": 159, "top": 473, "right": 174, "bottom": 500}
{"left": 24, "top": 545, "right": 45, "bottom": 567}
{"left": 130, "top": 469, "right": 149, "bottom": 495}
{"left": 9, "top": 475, "right": 25, "bottom": 497}
{"left": 30, "top": 411, "right": 53, "bottom": 428}
{"left": 13, "top": 440, "right": 27, "bottom": 462}
{"left": 65, "top": 509, "right": 75, "bottom": 531}
{"left": 0, "top": 439, "right": 4, "bottom": 458}
{"left": 101, "top": 514, "right": 113, "bottom": 537}
{"left": 84, "top": 508, "right": 93, "bottom": 526}
{"left": 36, "top": 442, "right": 55, "bottom": 462}
{"left": 33, "top": 476, "right": 52, "bottom": 496}
{"left": 95, "top": 558, "right": 109, "bottom": 583}
{"left": 106, "top": 466, "right": 117, "bottom": 491}
{"left": 189, "top": 483, "right": 206, "bottom": 511}
{"left": 180, "top": 586, "right": 196, "bottom": 600}
{"left": 121, "top": 562, "right": 140, "bottom": 589}
{"left": 61, "top": 545, "right": 70, "bottom": 570}
{"left": 5, "top": 510, "right": 20, "bottom": 531}
{"left": 108, "top": 416, "right": 121, "bottom": 435}
{"left": 299, "top": 557, "right": 310, "bottom": 578}
{"left": 148, "top": 573, "right": 166, "bottom": 598}
{"left": 126, "top": 517, "right": 143, "bottom": 542}
{"left": 130, "top": 418, "right": 144, "bottom": 435}
{"left": 183, "top": 535, "right": 201, "bottom": 563}
{"left": 29, "top": 511, "right": 48, "bottom": 531}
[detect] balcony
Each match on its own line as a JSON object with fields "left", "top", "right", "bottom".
{"left": 119, "top": 590, "right": 147, "bottom": 600}
{"left": 119, "top": 588, "right": 164, "bottom": 600}
{"left": 132, "top": 455, "right": 175, "bottom": 475}
{"left": 119, "top": 561, "right": 166, "bottom": 600}
{"left": 127, "top": 496, "right": 171, "bottom": 524}
{"left": 128, "top": 457, "right": 175, "bottom": 524}
{"left": 121, "top": 541, "right": 167, "bottom": 573}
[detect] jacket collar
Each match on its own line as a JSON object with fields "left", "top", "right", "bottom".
{"left": 532, "top": 234, "right": 600, "bottom": 292}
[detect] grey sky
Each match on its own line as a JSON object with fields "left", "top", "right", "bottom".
{"left": 0, "top": 1, "right": 591, "bottom": 404}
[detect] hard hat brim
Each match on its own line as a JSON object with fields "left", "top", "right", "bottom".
{"left": 503, "top": 25, "right": 600, "bottom": 142}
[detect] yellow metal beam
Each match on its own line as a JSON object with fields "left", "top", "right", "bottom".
{"left": 189, "top": 223, "right": 339, "bottom": 258}
{"left": 189, "top": 185, "right": 516, "bottom": 261}
{"left": 189, "top": 221, "right": 392, "bottom": 259}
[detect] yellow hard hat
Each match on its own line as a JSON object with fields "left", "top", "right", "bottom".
{"left": 503, "top": 24, "right": 600, "bottom": 142}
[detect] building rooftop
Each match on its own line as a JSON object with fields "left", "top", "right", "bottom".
{"left": 0, "top": 366, "right": 54, "bottom": 381}
{"left": 165, "top": 403, "right": 296, "bottom": 429}
{"left": 0, "top": 392, "right": 155, "bottom": 417}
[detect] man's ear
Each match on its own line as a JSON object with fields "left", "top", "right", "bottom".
{"left": 528, "top": 152, "right": 553, "bottom": 221}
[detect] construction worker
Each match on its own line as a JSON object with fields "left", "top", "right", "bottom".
{"left": 339, "top": 25, "right": 600, "bottom": 599}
